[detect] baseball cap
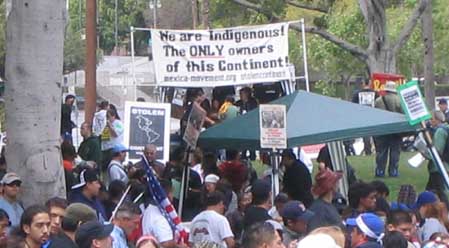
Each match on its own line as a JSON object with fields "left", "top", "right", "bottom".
{"left": 414, "top": 191, "right": 438, "bottom": 209}
{"left": 112, "top": 143, "right": 129, "bottom": 153}
{"left": 71, "top": 168, "right": 99, "bottom": 189}
{"left": 204, "top": 174, "right": 220, "bottom": 184}
{"left": 251, "top": 179, "right": 272, "bottom": 200}
{"left": 1, "top": 172, "right": 22, "bottom": 185}
{"left": 438, "top": 99, "right": 448, "bottom": 105}
{"left": 280, "top": 200, "right": 314, "bottom": 222}
{"left": 75, "top": 221, "right": 113, "bottom": 248}
{"left": 346, "top": 213, "right": 384, "bottom": 241}
{"left": 64, "top": 203, "right": 97, "bottom": 224}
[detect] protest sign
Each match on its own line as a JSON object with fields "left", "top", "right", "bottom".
{"left": 151, "top": 23, "right": 290, "bottom": 87}
{"left": 358, "top": 91, "right": 376, "bottom": 107}
{"left": 371, "top": 73, "right": 405, "bottom": 95}
{"left": 397, "top": 80, "right": 431, "bottom": 125}
{"left": 259, "top": 104, "right": 287, "bottom": 149}
{"left": 124, "top": 101, "right": 171, "bottom": 162}
{"left": 183, "top": 102, "right": 207, "bottom": 148}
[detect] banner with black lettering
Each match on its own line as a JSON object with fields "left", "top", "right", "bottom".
{"left": 151, "top": 23, "right": 290, "bottom": 87}
{"left": 124, "top": 101, "right": 171, "bottom": 162}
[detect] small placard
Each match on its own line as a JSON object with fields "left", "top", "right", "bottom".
{"left": 259, "top": 104, "right": 287, "bottom": 149}
{"left": 398, "top": 80, "right": 431, "bottom": 125}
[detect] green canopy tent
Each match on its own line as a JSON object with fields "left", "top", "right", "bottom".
{"left": 198, "top": 90, "right": 417, "bottom": 150}
{"left": 199, "top": 90, "right": 418, "bottom": 201}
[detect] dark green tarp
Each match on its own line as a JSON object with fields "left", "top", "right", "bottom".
{"left": 198, "top": 90, "right": 417, "bottom": 150}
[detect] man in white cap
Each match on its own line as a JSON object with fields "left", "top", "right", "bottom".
{"left": 0, "top": 172, "right": 24, "bottom": 228}
{"left": 374, "top": 81, "right": 403, "bottom": 177}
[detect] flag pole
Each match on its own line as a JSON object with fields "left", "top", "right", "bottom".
{"left": 109, "top": 185, "right": 132, "bottom": 222}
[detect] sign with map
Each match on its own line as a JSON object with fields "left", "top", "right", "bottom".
{"left": 124, "top": 101, "right": 171, "bottom": 162}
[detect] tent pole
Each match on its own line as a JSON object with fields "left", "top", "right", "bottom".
{"left": 178, "top": 146, "right": 191, "bottom": 220}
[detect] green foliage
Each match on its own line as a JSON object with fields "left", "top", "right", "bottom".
{"left": 306, "top": 1, "right": 367, "bottom": 81}
{"left": 99, "top": 0, "right": 147, "bottom": 54}
{"left": 64, "top": 26, "right": 85, "bottom": 73}
{"left": 314, "top": 80, "right": 336, "bottom": 96}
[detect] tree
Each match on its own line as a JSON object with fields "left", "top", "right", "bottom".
{"left": 5, "top": 0, "right": 66, "bottom": 206}
{"left": 0, "top": 1, "right": 6, "bottom": 78}
{"left": 99, "top": 0, "right": 148, "bottom": 54}
{"left": 229, "top": 0, "right": 430, "bottom": 75}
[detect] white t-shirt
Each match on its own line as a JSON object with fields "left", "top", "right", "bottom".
{"left": 101, "top": 119, "right": 124, "bottom": 151}
{"left": 189, "top": 210, "right": 234, "bottom": 247}
{"left": 142, "top": 204, "right": 174, "bottom": 243}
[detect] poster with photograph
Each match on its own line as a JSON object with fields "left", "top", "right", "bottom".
{"left": 259, "top": 104, "right": 287, "bottom": 149}
{"left": 124, "top": 101, "right": 171, "bottom": 162}
{"left": 172, "top": 88, "right": 186, "bottom": 106}
{"left": 183, "top": 102, "right": 207, "bottom": 148}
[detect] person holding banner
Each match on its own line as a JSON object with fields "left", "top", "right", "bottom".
{"left": 374, "top": 81, "right": 403, "bottom": 178}
{"left": 423, "top": 110, "right": 449, "bottom": 208}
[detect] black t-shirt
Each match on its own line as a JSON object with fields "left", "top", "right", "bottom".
{"left": 243, "top": 205, "right": 272, "bottom": 230}
{"left": 49, "top": 232, "right": 78, "bottom": 248}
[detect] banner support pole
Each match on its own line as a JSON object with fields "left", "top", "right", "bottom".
{"left": 300, "top": 19, "right": 310, "bottom": 92}
{"left": 421, "top": 121, "right": 449, "bottom": 188}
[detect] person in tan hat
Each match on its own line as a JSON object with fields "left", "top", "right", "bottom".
{"left": 308, "top": 168, "right": 343, "bottom": 232}
{"left": 374, "top": 81, "right": 403, "bottom": 177}
{"left": 0, "top": 172, "right": 23, "bottom": 228}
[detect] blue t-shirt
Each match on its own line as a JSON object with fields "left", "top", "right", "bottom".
{"left": 0, "top": 197, "right": 24, "bottom": 228}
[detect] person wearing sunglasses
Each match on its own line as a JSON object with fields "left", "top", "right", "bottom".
{"left": 0, "top": 172, "right": 24, "bottom": 229}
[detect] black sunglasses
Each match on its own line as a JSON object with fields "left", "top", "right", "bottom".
{"left": 6, "top": 181, "right": 21, "bottom": 187}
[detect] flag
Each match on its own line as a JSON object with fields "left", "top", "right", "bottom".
{"left": 141, "top": 156, "right": 188, "bottom": 244}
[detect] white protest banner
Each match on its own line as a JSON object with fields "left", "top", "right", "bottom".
{"left": 397, "top": 80, "right": 431, "bottom": 125}
{"left": 259, "top": 104, "right": 287, "bottom": 149}
{"left": 151, "top": 23, "right": 290, "bottom": 87}
{"left": 183, "top": 102, "right": 207, "bottom": 148}
{"left": 124, "top": 101, "right": 171, "bottom": 162}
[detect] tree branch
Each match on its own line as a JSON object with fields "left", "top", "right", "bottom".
{"left": 231, "top": 0, "right": 277, "bottom": 20}
{"left": 290, "top": 23, "right": 369, "bottom": 62}
{"left": 230, "top": 0, "right": 368, "bottom": 62}
{"left": 392, "top": 0, "right": 429, "bottom": 53}
{"left": 285, "top": 0, "right": 329, "bottom": 13}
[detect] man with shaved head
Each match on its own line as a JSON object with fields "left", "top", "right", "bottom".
{"left": 135, "top": 144, "right": 165, "bottom": 178}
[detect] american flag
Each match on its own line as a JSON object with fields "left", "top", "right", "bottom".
{"left": 141, "top": 156, "right": 188, "bottom": 244}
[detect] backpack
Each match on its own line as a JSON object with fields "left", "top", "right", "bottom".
{"left": 438, "top": 125, "right": 449, "bottom": 163}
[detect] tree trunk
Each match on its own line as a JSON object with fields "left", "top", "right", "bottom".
{"left": 422, "top": 1, "right": 435, "bottom": 110}
{"left": 5, "top": 0, "right": 66, "bottom": 206}
{"left": 202, "top": 0, "right": 210, "bottom": 29}
{"left": 191, "top": 0, "right": 199, "bottom": 28}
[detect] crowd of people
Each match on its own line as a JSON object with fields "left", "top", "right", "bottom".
{"left": 1, "top": 82, "right": 449, "bottom": 248}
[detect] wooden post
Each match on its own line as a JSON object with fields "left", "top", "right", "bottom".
{"left": 85, "top": 0, "right": 97, "bottom": 124}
